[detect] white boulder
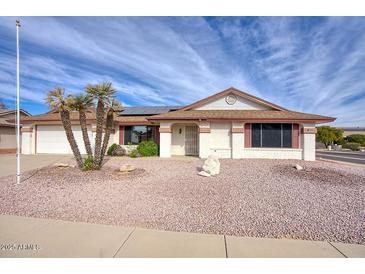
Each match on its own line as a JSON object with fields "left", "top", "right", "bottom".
{"left": 295, "top": 164, "right": 304, "bottom": 171}
{"left": 198, "top": 171, "right": 211, "bottom": 177}
{"left": 200, "top": 154, "right": 220, "bottom": 176}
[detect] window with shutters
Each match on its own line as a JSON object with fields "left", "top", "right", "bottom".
{"left": 251, "top": 123, "right": 292, "bottom": 148}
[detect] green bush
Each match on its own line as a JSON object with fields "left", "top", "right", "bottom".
{"left": 137, "top": 140, "right": 158, "bottom": 156}
{"left": 129, "top": 149, "right": 139, "bottom": 158}
{"left": 82, "top": 156, "right": 95, "bottom": 171}
{"left": 335, "top": 138, "right": 347, "bottom": 145}
{"left": 107, "top": 143, "right": 119, "bottom": 156}
{"left": 346, "top": 134, "right": 365, "bottom": 145}
{"left": 342, "top": 142, "right": 361, "bottom": 151}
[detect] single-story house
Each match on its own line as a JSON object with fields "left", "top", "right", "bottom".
{"left": 21, "top": 87, "right": 335, "bottom": 161}
{"left": 0, "top": 108, "right": 31, "bottom": 154}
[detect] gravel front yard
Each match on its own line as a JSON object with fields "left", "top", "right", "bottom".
{"left": 0, "top": 157, "right": 364, "bottom": 244}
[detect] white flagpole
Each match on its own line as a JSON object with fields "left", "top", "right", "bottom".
{"left": 16, "top": 19, "right": 21, "bottom": 184}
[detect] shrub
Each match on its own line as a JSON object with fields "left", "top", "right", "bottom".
{"left": 82, "top": 156, "right": 95, "bottom": 171}
{"left": 129, "top": 149, "right": 139, "bottom": 158}
{"left": 107, "top": 143, "right": 119, "bottom": 156}
{"left": 137, "top": 140, "right": 158, "bottom": 156}
{"left": 335, "top": 138, "right": 347, "bottom": 145}
{"left": 346, "top": 134, "right": 365, "bottom": 145}
{"left": 342, "top": 142, "right": 361, "bottom": 151}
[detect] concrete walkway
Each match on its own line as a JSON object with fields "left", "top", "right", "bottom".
{"left": 0, "top": 154, "right": 71, "bottom": 177}
{"left": 1, "top": 215, "right": 364, "bottom": 258}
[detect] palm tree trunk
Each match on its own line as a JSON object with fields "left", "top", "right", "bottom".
{"left": 79, "top": 109, "right": 93, "bottom": 158}
{"left": 99, "top": 110, "right": 113, "bottom": 165}
{"left": 93, "top": 99, "right": 105, "bottom": 167}
{"left": 60, "top": 110, "right": 83, "bottom": 168}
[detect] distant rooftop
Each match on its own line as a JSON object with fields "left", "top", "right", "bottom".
{"left": 338, "top": 127, "right": 365, "bottom": 131}
{"left": 0, "top": 108, "right": 31, "bottom": 116}
{"left": 119, "top": 106, "right": 182, "bottom": 116}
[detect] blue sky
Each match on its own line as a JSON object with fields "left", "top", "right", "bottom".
{"left": 0, "top": 17, "right": 364, "bottom": 126}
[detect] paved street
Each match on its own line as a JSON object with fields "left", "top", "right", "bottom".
{"left": 316, "top": 150, "right": 365, "bottom": 165}
{"left": 0, "top": 215, "right": 364, "bottom": 258}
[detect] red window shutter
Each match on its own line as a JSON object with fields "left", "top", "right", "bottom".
{"left": 244, "top": 123, "right": 251, "bottom": 148}
{"left": 292, "top": 124, "right": 299, "bottom": 148}
{"left": 119, "top": 126, "right": 124, "bottom": 145}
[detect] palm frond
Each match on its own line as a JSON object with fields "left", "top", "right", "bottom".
{"left": 85, "top": 82, "right": 117, "bottom": 99}
{"left": 68, "top": 94, "right": 94, "bottom": 111}
{"left": 45, "top": 87, "right": 67, "bottom": 111}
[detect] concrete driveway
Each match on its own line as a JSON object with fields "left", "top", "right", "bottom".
{"left": 0, "top": 154, "right": 71, "bottom": 177}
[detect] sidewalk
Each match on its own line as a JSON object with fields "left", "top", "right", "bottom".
{"left": 0, "top": 215, "right": 364, "bottom": 258}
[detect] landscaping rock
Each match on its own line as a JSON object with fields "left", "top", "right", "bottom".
{"left": 201, "top": 154, "right": 220, "bottom": 176}
{"left": 112, "top": 146, "right": 127, "bottom": 156}
{"left": 198, "top": 170, "right": 211, "bottom": 177}
{"left": 119, "top": 164, "right": 135, "bottom": 173}
{"left": 54, "top": 163, "right": 72, "bottom": 168}
{"left": 295, "top": 164, "right": 304, "bottom": 171}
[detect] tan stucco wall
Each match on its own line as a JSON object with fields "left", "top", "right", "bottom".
{"left": 0, "top": 126, "right": 16, "bottom": 148}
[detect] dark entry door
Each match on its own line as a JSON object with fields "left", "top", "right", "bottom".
{"left": 185, "top": 125, "right": 199, "bottom": 156}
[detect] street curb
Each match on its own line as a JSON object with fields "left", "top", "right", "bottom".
{"left": 317, "top": 157, "right": 365, "bottom": 168}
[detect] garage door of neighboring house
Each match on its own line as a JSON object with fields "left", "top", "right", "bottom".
{"left": 36, "top": 125, "right": 91, "bottom": 154}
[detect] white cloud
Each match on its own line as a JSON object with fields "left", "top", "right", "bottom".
{"left": 0, "top": 16, "right": 364, "bottom": 126}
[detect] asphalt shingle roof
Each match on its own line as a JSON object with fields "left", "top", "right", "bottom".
{"left": 119, "top": 106, "right": 182, "bottom": 116}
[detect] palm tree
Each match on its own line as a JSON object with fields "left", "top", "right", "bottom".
{"left": 45, "top": 88, "right": 83, "bottom": 168}
{"left": 68, "top": 94, "right": 94, "bottom": 158}
{"left": 85, "top": 82, "right": 116, "bottom": 167}
{"left": 99, "top": 98, "right": 122, "bottom": 165}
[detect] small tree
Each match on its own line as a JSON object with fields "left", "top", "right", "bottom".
{"left": 316, "top": 126, "right": 343, "bottom": 148}
{"left": 45, "top": 88, "right": 83, "bottom": 168}
{"left": 99, "top": 98, "right": 122, "bottom": 165}
{"left": 85, "top": 82, "right": 117, "bottom": 168}
{"left": 0, "top": 100, "right": 6, "bottom": 109}
{"left": 68, "top": 94, "right": 95, "bottom": 158}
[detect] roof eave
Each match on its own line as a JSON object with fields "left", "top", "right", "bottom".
{"left": 147, "top": 116, "right": 336, "bottom": 123}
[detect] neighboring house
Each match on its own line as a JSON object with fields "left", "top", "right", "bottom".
{"left": 21, "top": 87, "right": 335, "bottom": 161}
{"left": 337, "top": 127, "right": 365, "bottom": 137}
{"left": 0, "top": 108, "right": 31, "bottom": 154}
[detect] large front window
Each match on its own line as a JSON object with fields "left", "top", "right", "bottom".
{"left": 252, "top": 123, "right": 292, "bottom": 148}
{"left": 124, "top": 125, "right": 153, "bottom": 145}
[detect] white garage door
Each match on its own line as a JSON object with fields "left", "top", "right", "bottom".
{"left": 36, "top": 125, "right": 92, "bottom": 154}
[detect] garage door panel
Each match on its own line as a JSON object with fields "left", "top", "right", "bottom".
{"left": 36, "top": 125, "right": 91, "bottom": 154}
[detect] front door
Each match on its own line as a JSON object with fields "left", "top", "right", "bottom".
{"left": 185, "top": 125, "right": 199, "bottom": 156}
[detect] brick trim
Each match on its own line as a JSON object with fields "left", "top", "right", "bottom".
{"left": 292, "top": 124, "right": 299, "bottom": 148}
{"left": 0, "top": 148, "right": 16, "bottom": 154}
{"left": 199, "top": 127, "right": 211, "bottom": 133}
{"left": 159, "top": 127, "right": 172, "bottom": 133}
{"left": 302, "top": 127, "right": 317, "bottom": 134}
{"left": 232, "top": 128, "right": 244, "bottom": 133}
{"left": 21, "top": 127, "right": 33, "bottom": 133}
{"left": 119, "top": 126, "right": 124, "bottom": 145}
{"left": 244, "top": 123, "right": 251, "bottom": 147}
